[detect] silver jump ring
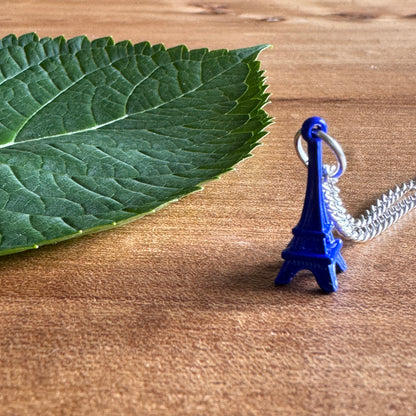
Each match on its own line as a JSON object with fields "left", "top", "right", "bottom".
{"left": 294, "top": 129, "right": 347, "bottom": 178}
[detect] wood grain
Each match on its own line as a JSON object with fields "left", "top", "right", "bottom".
{"left": 0, "top": 1, "right": 416, "bottom": 415}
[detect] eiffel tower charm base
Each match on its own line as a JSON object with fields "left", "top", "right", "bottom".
{"left": 275, "top": 231, "right": 347, "bottom": 292}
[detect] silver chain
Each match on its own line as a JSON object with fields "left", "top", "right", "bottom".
{"left": 322, "top": 170, "right": 416, "bottom": 242}
{"left": 295, "top": 128, "right": 416, "bottom": 242}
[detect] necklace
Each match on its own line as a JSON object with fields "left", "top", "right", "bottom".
{"left": 275, "top": 117, "right": 416, "bottom": 292}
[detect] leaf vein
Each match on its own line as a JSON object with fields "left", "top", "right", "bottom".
{"left": 7, "top": 51, "right": 246, "bottom": 145}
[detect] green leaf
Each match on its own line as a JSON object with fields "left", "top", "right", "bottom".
{"left": 0, "top": 33, "right": 271, "bottom": 256}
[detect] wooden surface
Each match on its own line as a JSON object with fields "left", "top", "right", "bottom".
{"left": 1, "top": 1, "right": 416, "bottom": 415}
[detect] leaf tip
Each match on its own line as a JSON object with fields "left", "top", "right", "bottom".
{"left": 234, "top": 43, "right": 272, "bottom": 62}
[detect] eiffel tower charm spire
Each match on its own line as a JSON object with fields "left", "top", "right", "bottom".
{"left": 275, "top": 117, "right": 347, "bottom": 292}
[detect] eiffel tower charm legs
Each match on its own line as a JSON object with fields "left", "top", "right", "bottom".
{"left": 275, "top": 231, "right": 347, "bottom": 292}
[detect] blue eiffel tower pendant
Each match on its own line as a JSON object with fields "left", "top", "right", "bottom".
{"left": 275, "top": 117, "right": 347, "bottom": 292}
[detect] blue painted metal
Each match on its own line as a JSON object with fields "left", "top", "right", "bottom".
{"left": 275, "top": 117, "right": 347, "bottom": 292}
